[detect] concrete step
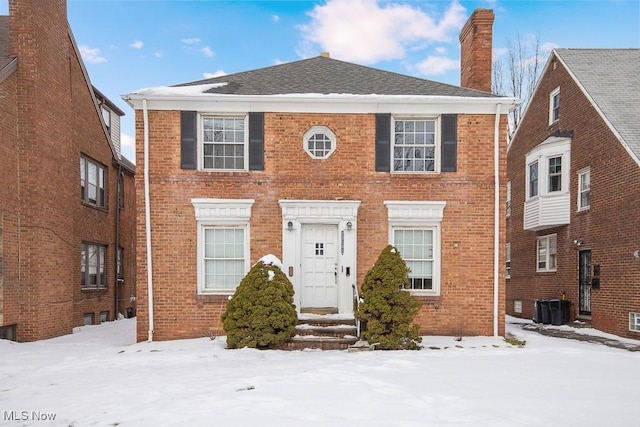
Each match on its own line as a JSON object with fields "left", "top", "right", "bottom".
{"left": 283, "top": 336, "right": 359, "bottom": 351}
{"left": 280, "top": 315, "right": 359, "bottom": 350}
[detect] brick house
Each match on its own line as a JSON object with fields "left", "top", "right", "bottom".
{"left": 124, "top": 9, "right": 517, "bottom": 343}
{"left": 506, "top": 48, "right": 640, "bottom": 338}
{"left": 0, "top": 0, "right": 136, "bottom": 342}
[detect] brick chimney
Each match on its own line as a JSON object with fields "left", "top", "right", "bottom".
{"left": 459, "top": 8, "right": 494, "bottom": 93}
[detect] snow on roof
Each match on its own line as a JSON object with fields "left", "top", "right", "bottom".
{"left": 130, "top": 82, "right": 228, "bottom": 96}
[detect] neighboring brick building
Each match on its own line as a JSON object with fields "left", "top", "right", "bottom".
{"left": 506, "top": 49, "right": 640, "bottom": 338}
{"left": 0, "top": 0, "right": 136, "bottom": 342}
{"left": 124, "top": 9, "right": 516, "bottom": 342}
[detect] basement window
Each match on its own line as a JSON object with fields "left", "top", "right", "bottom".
{"left": 630, "top": 313, "right": 640, "bottom": 332}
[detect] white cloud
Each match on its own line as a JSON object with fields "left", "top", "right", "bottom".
{"left": 203, "top": 71, "right": 227, "bottom": 79}
{"left": 130, "top": 40, "right": 144, "bottom": 49}
{"left": 154, "top": 51, "right": 164, "bottom": 58}
{"left": 272, "top": 14, "right": 280, "bottom": 23}
{"left": 435, "top": 46, "right": 447, "bottom": 54}
{"left": 181, "top": 38, "right": 202, "bottom": 45}
{"left": 79, "top": 46, "right": 107, "bottom": 64}
{"left": 414, "top": 55, "right": 459, "bottom": 75}
{"left": 201, "top": 46, "right": 215, "bottom": 57}
{"left": 298, "top": 0, "right": 467, "bottom": 64}
{"left": 121, "top": 132, "right": 135, "bottom": 149}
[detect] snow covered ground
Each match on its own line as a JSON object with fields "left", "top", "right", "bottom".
{"left": 1, "top": 317, "right": 639, "bottom": 426}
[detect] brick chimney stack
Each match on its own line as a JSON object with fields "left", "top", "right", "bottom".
{"left": 459, "top": 8, "right": 495, "bottom": 93}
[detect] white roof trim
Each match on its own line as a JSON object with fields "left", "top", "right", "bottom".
{"left": 122, "top": 92, "right": 519, "bottom": 115}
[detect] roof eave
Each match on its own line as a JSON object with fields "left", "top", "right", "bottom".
{"left": 122, "top": 93, "right": 520, "bottom": 115}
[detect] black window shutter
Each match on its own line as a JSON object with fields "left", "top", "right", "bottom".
{"left": 180, "top": 111, "right": 197, "bottom": 169}
{"left": 248, "top": 112, "right": 264, "bottom": 171}
{"left": 441, "top": 114, "right": 457, "bottom": 172}
{"left": 375, "top": 113, "right": 391, "bottom": 172}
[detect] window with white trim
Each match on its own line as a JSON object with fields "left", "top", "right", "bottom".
{"left": 81, "top": 242, "right": 107, "bottom": 288}
{"left": 385, "top": 201, "right": 445, "bottom": 295}
{"left": 192, "top": 199, "right": 254, "bottom": 294}
{"left": 506, "top": 181, "right": 512, "bottom": 217}
{"left": 537, "top": 234, "right": 557, "bottom": 272}
{"left": 629, "top": 312, "right": 640, "bottom": 332}
{"left": 528, "top": 160, "right": 539, "bottom": 198}
{"left": 525, "top": 138, "right": 570, "bottom": 201}
{"left": 549, "top": 87, "right": 560, "bottom": 125}
{"left": 506, "top": 242, "right": 511, "bottom": 279}
{"left": 392, "top": 118, "right": 438, "bottom": 172}
{"left": 548, "top": 156, "right": 562, "bottom": 192}
{"left": 578, "top": 167, "right": 590, "bottom": 211}
{"left": 303, "top": 126, "right": 336, "bottom": 159}
{"left": 203, "top": 227, "right": 246, "bottom": 290}
{"left": 514, "top": 300, "right": 522, "bottom": 314}
{"left": 202, "top": 116, "right": 247, "bottom": 170}
{"left": 393, "top": 228, "right": 435, "bottom": 290}
{"left": 80, "top": 156, "right": 107, "bottom": 208}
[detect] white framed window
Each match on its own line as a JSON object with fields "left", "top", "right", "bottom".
{"left": 537, "top": 234, "right": 557, "bottom": 272}
{"left": 116, "top": 247, "right": 124, "bottom": 279}
{"left": 549, "top": 87, "right": 560, "bottom": 125}
{"left": 201, "top": 115, "right": 247, "bottom": 170}
{"left": 629, "top": 312, "right": 640, "bottom": 332}
{"left": 506, "top": 181, "right": 512, "bottom": 217}
{"left": 385, "top": 201, "right": 445, "bottom": 295}
{"left": 578, "top": 167, "right": 591, "bottom": 211}
{"left": 101, "top": 105, "right": 112, "bottom": 135}
{"left": 506, "top": 242, "right": 511, "bottom": 279}
{"left": 81, "top": 242, "right": 107, "bottom": 288}
{"left": 514, "top": 300, "right": 522, "bottom": 314}
{"left": 203, "top": 227, "right": 247, "bottom": 291}
{"left": 393, "top": 228, "right": 435, "bottom": 291}
{"left": 192, "top": 199, "right": 254, "bottom": 294}
{"left": 525, "top": 138, "right": 571, "bottom": 201}
{"left": 80, "top": 156, "right": 107, "bottom": 208}
{"left": 303, "top": 126, "right": 336, "bottom": 159}
{"left": 528, "top": 160, "right": 539, "bottom": 198}
{"left": 392, "top": 117, "right": 438, "bottom": 173}
{"left": 548, "top": 156, "right": 562, "bottom": 192}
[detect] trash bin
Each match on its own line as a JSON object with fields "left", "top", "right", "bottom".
{"left": 560, "top": 300, "right": 571, "bottom": 324}
{"left": 550, "top": 299, "right": 562, "bottom": 325}
{"left": 539, "top": 300, "right": 551, "bottom": 324}
{"left": 533, "top": 300, "right": 542, "bottom": 323}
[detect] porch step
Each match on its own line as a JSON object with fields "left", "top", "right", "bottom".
{"left": 282, "top": 316, "right": 359, "bottom": 350}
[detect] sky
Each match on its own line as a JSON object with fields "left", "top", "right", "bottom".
{"left": 2, "top": 0, "right": 639, "bottom": 162}
{"left": 1, "top": 316, "right": 640, "bottom": 426}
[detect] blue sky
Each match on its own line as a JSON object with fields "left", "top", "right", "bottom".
{"left": 2, "top": 0, "right": 639, "bottom": 162}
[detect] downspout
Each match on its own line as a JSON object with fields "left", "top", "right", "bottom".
{"left": 493, "top": 103, "right": 503, "bottom": 337}
{"left": 115, "top": 164, "right": 122, "bottom": 319}
{"left": 142, "top": 99, "right": 154, "bottom": 342}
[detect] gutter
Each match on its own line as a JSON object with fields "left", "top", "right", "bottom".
{"left": 142, "top": 99, "right": 154, "bottom": 342}
{"left": 493, "top": 104, "right": 502, "bottom": 337}
{"left": 115, "top": 164, "right": 122, "bottom": 319}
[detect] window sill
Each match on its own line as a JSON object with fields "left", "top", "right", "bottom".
{"left": 576, "top": 207, "right": 590, "bottom": 213}
{"left": 535, "top": 270, "right": 557, "bottom": 274}
{"left": 409, "top": 290, "right": 440, "bottom": 298}
{"left": 81, "top": 201, "right": 108, "bottom": 212}
{"left": 81, "top": 286, "right": 108, "bottom": 291}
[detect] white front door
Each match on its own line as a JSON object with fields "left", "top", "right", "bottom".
{"left": 301, "top": 224, "right": 338, "bottom": 309}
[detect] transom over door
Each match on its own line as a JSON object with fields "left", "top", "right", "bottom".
{"left": 301, "top": 224, "right": 338, "bottom": 309}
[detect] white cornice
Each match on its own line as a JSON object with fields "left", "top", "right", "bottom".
{"left": 122, "top": 93, "right": 519, "bottom": 115}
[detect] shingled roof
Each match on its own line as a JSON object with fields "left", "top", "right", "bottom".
{"left": 178, "top": 55, "right": 499, "bottom": 98}
{"left": 555, "top": 48, "right": 640, "bottom": 161}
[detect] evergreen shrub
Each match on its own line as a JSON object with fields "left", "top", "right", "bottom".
{"left": 356, "top": 245, "right": 422, "bottom": 350}
{"left": 222, "top": 259, "right": 297, "bottom": 349}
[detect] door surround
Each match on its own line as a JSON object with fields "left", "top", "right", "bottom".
{"left": 279, "top": 200, "right": 360, "bottom": 316}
